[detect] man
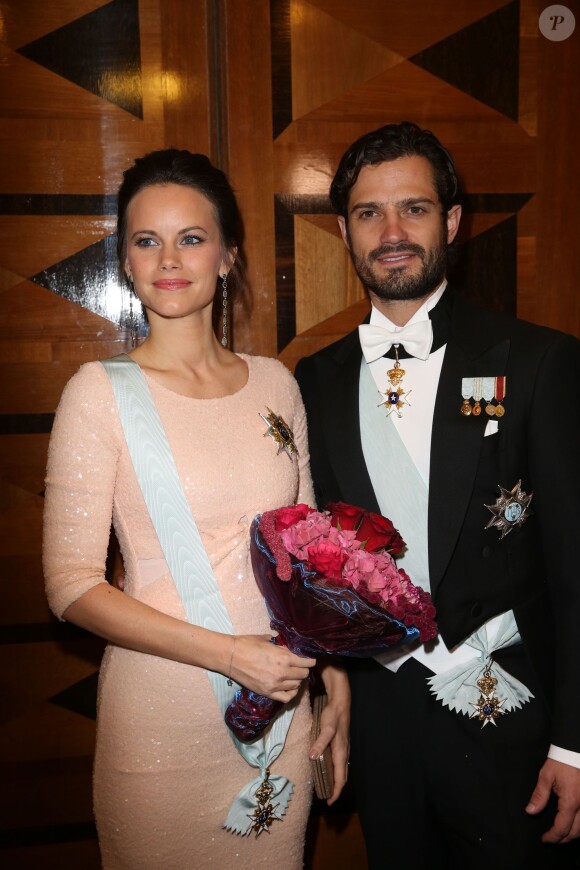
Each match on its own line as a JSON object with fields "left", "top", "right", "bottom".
{"left": 295, "top": 122, "right": 580, "bottom": 867}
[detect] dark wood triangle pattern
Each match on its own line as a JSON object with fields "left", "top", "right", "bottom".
{"left": 453, "top": 215, "right": 518, "bottom": 314}
{"left": 30, "top": 235, "right": 148, "bottom": 334}
{"left": 410, "top": 0, "right": 520, "bottom": 120}
{"left": 16, "top": 0, "right": 143, "bottom": 118}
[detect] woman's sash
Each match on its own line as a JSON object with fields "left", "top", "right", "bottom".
{"left": 101, "top": 354, "right": 296, "bottom": 834}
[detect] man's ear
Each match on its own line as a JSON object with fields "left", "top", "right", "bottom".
{"left": 446, "top": 205, "right": 461, "bottom": 244}
{"left": 337, "top": 216, "right": 350, "bottom": 251}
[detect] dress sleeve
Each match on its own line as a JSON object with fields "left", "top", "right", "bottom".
{"left": 288, "top": 372, "right": 316, "bottom": 509}
{"left": 43, "top": 363, "right": 122, "bottom": 619}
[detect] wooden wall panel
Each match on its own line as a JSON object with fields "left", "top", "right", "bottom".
{"left": 0, "top": 2, "right": 215, "bottom": 866}
{"left": 1, "top": 1, "right": 578, "bottom": 867}
{"left": 270, "top": 0, "right": 580, "bottom": 372}
{"left": 221, "top": 0, "right": 278, "bottom": 355}
{"left": 527, "top": 0, "right": 579, "bottom": 331}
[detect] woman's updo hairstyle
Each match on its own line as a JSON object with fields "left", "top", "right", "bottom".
{"left": 116, "top": 149, "right": 245, "bottom": 305}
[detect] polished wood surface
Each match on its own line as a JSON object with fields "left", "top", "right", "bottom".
{"left": 221, "top": 0, "right": 278, "bottom": 354}
{"left": 1, "top": 1, "right": 578, "bottom": 866}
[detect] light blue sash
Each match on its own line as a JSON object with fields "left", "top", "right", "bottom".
{"left": 359, "top": 361, "right": 532, "bottom": 715}
{"left": 427, "top": 613, "right": 534, "bottom": 715}
{"left": 101, "top": 354, "right": 296, "bottom": 834}
{"left": 359, "top": 361, "right": 430, "bottom": 593}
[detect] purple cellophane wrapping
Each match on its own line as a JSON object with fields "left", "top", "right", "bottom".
{"left": 224, "top": 516, "right": 418, "bottom": 742}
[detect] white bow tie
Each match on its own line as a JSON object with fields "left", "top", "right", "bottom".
{"left": 358, "top": 320, "right": 433, "bottom": 363}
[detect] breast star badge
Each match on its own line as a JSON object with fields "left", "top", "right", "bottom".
{"left": 260, "top": 408, "right": 298, "bottom": 461}
{"left": 484, "top": 480, "right": 533, "bottom": 539}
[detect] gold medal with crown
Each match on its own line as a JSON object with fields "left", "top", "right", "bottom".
{"left": 246, "top": 769, "right": 282, "bottom": 837}
{"left": 379, "top": 346, "right": 412, "bottom": 417}
{"left": 470, "top": 662, "right": 506, "bottom": 728}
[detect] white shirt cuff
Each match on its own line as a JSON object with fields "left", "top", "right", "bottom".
{"left": 548, "top": 745, "right": 580, "bottom": 769}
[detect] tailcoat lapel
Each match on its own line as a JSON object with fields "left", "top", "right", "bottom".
{"left": 323, "top": 330, "right": 382, "bottom": 514}
{"left": 428, "top": 296, "right": 510, "bottom": 594}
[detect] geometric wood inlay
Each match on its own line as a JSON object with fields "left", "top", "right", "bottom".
{"left": 16, "top": 0, "right": 143, "bottom": 118}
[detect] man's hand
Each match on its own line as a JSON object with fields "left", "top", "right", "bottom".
{"left": 526, "top": 758, "right": 580, "bottom": 843}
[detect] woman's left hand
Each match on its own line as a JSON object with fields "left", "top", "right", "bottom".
{"left": 309, "top": 662, "right": 350, "bottom": 805}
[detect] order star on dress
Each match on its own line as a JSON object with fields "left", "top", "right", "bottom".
{"left": 260, "top": 408, "right": 298, "bottom": 460}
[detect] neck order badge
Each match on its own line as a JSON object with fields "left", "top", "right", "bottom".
{"left": 380, "top": 345, "right": 412, "bottom": 417}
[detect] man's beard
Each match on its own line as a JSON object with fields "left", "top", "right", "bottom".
{"left": 350, "top": 235, "right": 448, "bottom": 302}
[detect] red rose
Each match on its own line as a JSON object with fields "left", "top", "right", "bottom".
{"left": 306, "top": 540, "right": 347, "bottom": 581}
{"left": 357, "top": 511, "right": 405, "bottom": 554}
{"left": 274, "top": 503, "right": 311, "bottom": 532}
{"left": 327, "top": 501, "right": 365, "bottom": 532}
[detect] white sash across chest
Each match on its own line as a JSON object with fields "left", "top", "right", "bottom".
{"left": 358, "top": 361, "right": 533, "bottom": 715}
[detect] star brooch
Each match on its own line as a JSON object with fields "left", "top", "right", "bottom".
{"left": 484, "top": 480, "right": 533, "bottom": 539}
{"left": 260, "top": 408, "right": 298, "bottom": 461}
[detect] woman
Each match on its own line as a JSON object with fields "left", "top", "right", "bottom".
{"left": 43, "top": 150, "right": 349, "bottom": 868}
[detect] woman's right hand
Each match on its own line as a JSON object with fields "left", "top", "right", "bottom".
{"left": 61, "top": 586, "right": 313, "bottom": 697}
{"left": 230, "top": 635, "right": 315, "bottom": 702}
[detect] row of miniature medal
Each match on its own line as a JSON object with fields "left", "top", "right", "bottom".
{"left": 378, "top": 358, "right": 508, "bottom": 421}
{"left": 460, "top": 376, "right": 506, "bottom": 417}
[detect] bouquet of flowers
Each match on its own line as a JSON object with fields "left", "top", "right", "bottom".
{"left": 225, "top": 502, "right": 437, "bottom": 742}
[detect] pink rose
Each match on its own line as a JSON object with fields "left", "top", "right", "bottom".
{"left": 306, "top": 540, "right": 347, "bottom": 581}
{"left": 274, "top": 503, "right": 311, "bottom": 532}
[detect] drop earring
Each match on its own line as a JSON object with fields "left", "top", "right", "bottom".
{"left": 220, "top": 273, "right": 228, "bottom": 347}
{"left": 127, "top": 276, "right": 137, "bottom": 348}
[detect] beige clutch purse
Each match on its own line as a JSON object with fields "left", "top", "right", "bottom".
{"left": 310, "top": 694, "right": 334, "bottom": 800}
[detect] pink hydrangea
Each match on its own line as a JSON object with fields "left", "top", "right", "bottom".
{"left": 266, "top": 504, "right": 438, "bottom": 641}
{"left": 280, "top": 512, "right": 332, "bottom": 559}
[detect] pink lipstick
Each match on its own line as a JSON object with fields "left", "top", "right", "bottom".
{"left": 153, "top": 279, "right": 191, "bottom": 290}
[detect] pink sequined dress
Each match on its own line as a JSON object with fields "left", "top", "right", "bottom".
{"left": 43, "top": 355, "right": 315, "bottom": 869}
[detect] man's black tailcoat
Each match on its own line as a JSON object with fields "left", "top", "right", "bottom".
{"left": 295, "top": 289, "right": 580, "bottom": 753}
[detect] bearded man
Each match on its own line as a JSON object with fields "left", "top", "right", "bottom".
{"left": 295, "top": 122, "right": 580, "bottom": 868}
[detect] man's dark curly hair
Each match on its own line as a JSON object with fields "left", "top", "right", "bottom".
{"left": 329, "top": 121, "right": 461, "bottom": 220}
